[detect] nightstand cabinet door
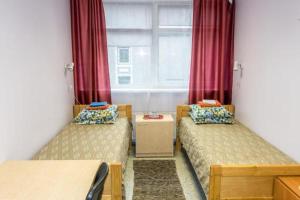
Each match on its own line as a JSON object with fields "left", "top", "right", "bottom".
{"left": 136, "top": 121, "right": 173, "bottom": 157}
{"left": 274, "top": 177, "right": 300, "bottom": 200}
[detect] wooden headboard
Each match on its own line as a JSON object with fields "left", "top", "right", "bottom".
{"left": 73, "top": 104, "right": 132, "bottom": 123}
{"left": 176, "top": 104, "right": 235, "bottom": 126}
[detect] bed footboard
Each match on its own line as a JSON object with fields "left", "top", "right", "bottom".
{"left": 102, "top": 163, "right": 122, "bottom": 200}
{"left": 209, "top": 164, "right": 300, "bottom": 200}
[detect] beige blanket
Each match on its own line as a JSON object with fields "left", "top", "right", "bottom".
{"left": 33, "top": 118, "right": 131, "bottom": 171}
{"left": 179, "top": 117, "right": 295, "bottom": 198}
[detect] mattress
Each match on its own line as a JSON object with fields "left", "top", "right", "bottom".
{"left": 179, "top": 117, "right": 296, "bottom": 198}
{"left": 33, "top": 118, "right": 131, "bottom": 171}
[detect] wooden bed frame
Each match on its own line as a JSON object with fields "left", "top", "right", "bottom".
{"left": 73, "top": 104, "right": 132, "bottom": 200}
{"left": 176, "top": 105, "right": 300, "bottom": 200}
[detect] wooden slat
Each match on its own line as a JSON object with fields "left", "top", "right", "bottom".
{"left": 209, "top": 175, "right": 222, "bottom": 200}
{"left": 211, "top": 165, "right": 300, "bottom": 177}
{"left": 101, "top": 163, "right": 122, "bottom": 200}
{"left": 110, "top": 163, "right": 122, "bottom": 200}
{"left": 274, "top": 178, "right": 300, "bottom": 200}
{"left": 220, "top": 177, "right": 274, "bottom": 199}
{"left": 277, "top": 176, "right": 300, "bottom": 197}
{"left": 101, "top": 195, "right": 112, "bottom": 200}
{"left": 102, "top": 170, "right": 112, "bottom": 196}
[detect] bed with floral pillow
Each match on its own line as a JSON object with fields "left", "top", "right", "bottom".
{"left": 33, "top": 104, "right": 131, "bottom": 173}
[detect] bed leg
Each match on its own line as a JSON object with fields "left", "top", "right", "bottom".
{"left": 175, "top": 137, "right": 181, "bottom": 153}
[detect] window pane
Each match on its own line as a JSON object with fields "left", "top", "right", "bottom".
{"left": 118, "top": 47, "right": 130, "bottom": 64}
{"left": 158, "top": 33, "right": 192, "bottom": 87}
{"left": 118, "top": 76, "right": 131, "bottom": 85}
{"left": 104, "top": 3, "right": 152, "bottom": 29}
{"left": 131, "top": 46, "right": 152, "bottom": 88}
{"left": 159, "top": 5, "right": 192, "bottom": 27}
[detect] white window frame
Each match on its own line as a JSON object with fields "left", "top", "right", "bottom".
{"left": 105, "top": 0, "right": 192, "bottom": 89}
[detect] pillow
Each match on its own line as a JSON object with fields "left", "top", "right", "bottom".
{"left": 189, "top": 105, "right": 233, "bottom": 124}
{"left": 73, "top": 105, "right": 118, "bottom": 124}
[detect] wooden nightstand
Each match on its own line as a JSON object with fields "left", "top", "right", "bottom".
{"left": 274, "top": 176, "right": 300, "bottom": 200}
{"left": 135, "top": 114, "right": 174, "bottom": 157}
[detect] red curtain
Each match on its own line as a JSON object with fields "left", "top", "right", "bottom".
{"left": 188, "top": 0, "right": 235, "bottom": 104}
{"left": 70, "top": 0, "right": 111, "bottom": 104}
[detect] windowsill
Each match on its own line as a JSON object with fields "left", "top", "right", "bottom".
{"left": 111, "top": 88, "right": 188, "bottom": 93}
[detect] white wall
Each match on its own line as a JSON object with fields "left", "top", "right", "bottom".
{"left": 233, "top": 0, "right": 300, "bottom": 161}
{"left": 0, "top": 0, "right": 73, "bottom": 162}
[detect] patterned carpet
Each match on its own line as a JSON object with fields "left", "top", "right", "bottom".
{"left": 132, "top": 160, "right": 186, "bottom": 200}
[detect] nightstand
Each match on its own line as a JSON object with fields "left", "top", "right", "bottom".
{"left": 135, "top": 114, "right": 174, "bottom": 157}
{"left": 274, "top": 176, "right": 300, "bottom": 200}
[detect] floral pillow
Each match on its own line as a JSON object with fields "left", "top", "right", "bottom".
{"left": 73, "top": 105, "right": 118, "bottom": 124}
{"left": 189, "top": 105, "right": 233, "bottom": 124}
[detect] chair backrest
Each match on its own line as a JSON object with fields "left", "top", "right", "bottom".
{"left": 86, "top": 162, "right": 109, "bottom": 200}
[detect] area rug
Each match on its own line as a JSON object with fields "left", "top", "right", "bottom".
{"left": 133, "top": 160, "right": 186, "bottom": 200}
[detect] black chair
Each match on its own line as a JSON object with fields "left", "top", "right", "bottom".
{"left": 86, "top": 162, "right": 109, "bottom": 200}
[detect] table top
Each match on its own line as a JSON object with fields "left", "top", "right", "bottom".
{"left": 136, "top": 114, "right": 174, "bottom": 123}
{"left": 0, "top": 160, "right": 101, "bottom": 200}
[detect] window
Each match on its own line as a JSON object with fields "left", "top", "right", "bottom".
{"left": 104, "top": 0, "right": 192, "bottom": 89}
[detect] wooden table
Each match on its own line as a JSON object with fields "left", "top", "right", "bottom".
{"left": 0, "top": 160, "right": 101, "bottom": 200}
{"left": 135, "top": 114, "right": 174, "bottom": 157}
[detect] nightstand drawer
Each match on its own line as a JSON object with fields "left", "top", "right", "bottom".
{"left": 274, "top": 177, "right": 300, "bottom": 200}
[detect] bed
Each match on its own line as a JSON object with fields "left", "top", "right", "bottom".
{"left": 33, "top": 104, "right": 132, "bottom": 200}
{"left": 176, "top": 105, "right": 300, "bottom": 200}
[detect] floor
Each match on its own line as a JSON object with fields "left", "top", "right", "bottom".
{"left": 124, "top": 149, "right": 204, "bottom": 200}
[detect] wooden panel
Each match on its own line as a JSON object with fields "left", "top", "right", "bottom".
{"left": 220, "top": 177, "right": 274, "bottom": 199}
{"left": 211, "top": 165, "right": 300, "bottom": 177}
{"left": 73, "top": 104, "right": 132, "bottom": 123}
{"left": 101, "top": 195, "right": 112, "bottom": 200}
{"left": 209, "top": 175, "right": 221, "bottom": 200}
{"left": 277, "top": 176, "right": 300, "bottom": 197}
{"left": 209, "top": 165, "right": 300, "bottom": 200}
{"left": 102, "top": 170, "right": 112, "bottom": 196}
{"left": 274, "top": 178, "right": 300, "bottom": 200}
{"left": 95, "top": 163, "right": 122, "bottom": 200}
{"left": 110, "top": 163, "right": 122, "bottom": 200}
